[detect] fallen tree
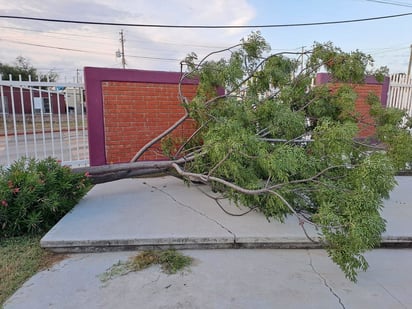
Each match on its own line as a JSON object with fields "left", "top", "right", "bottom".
{"left": 75, "top": 32, "right": 412, "bottom": 281}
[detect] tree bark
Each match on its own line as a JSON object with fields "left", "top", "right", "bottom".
{"left": 72, "top": 161, "right": 177, "bottom": 184}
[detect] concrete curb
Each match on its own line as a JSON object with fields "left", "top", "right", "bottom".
{"left": 41, "top": 236, "right": 412, "bottom": 253}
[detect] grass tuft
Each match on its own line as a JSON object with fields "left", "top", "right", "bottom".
{"left": 99, "top": 250, "right": 193, "bottom": 283}
{"left": 130, "top": 251, "right": 160, "bottom": 272}
{"left": 157, "top": 250, "right": 193, "bottom": 274}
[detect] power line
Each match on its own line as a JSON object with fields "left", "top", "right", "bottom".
{"left": 366, "top": 46, "right": 410, "bottom": 55}
{"left": 0, "top": 24, "right": 232, "bottom": 51}
{"left": 0, "top": 25, "right": 114, "bottom": 41}
{"left": 0, "top": 38, "right": 103, "bottom": 54}
{"left": 1, "top": 12, "right": 412, "bottom": 28}
{"left": 0, "top": 37, "right": 180, "bottom": 62}
{"left": 365, "top": 0, "right": 412, "bottom": 8}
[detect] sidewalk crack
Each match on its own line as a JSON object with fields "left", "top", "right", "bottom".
{"left": 307, "top": 250, "right": 346, "bottom": 309}
{"left": 146, "top": 184, "right": 236, "bottom": 242}
{"left": 375, "top": 280, "right": 407, "bottom": 308}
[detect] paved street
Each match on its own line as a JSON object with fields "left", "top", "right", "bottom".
{"left": 0, "top": 131, "right": 88, "bottom": 166}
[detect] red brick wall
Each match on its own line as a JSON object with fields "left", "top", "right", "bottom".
{"left": 102, "top": 79, "right": 382, "bottom": 164}
{"left": 352, "top": 84, "right": 382, "bottom": 138}
{"left": 102, "top": 81, "right": 197, "bottom": 163}
{"left": 328, "top": 83, "right": 382, "bottom": 138}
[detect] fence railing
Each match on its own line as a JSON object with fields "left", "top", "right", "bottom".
{"left": 0, "top": 75, "right": 89, "bottom": 167}
{"left": 387, "top": 73, "right": 412, "bottom": 117}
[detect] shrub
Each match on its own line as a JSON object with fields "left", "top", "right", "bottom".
{"left": 0, "top": 157, "right": 91, "bottom": 238}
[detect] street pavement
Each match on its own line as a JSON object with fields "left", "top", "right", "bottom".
{"left": 0, "top": 132, "right": 88, "bottom": 167}
{"left": 4, "top": 175, "right": 412, "bottom": 308}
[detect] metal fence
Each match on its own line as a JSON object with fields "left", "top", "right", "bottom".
{"left": 0, "top": 75, "right": 89, "bottom": 167}
{"left": 387, "top": 73, "right": 412, "bottom": 117}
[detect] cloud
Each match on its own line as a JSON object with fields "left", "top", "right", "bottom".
{"left": 0, "top": 0, "right": 257, "bottom": 79}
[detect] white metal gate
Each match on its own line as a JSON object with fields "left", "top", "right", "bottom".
{"left": 0, "top": 75, "right": 89, "bottom": 167}
{"left": 387, "top": 73, "right": 412, "bottom": 117}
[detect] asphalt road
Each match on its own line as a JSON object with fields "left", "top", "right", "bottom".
{"left": 0, "top": 131, "right": 88, "bottom": 166}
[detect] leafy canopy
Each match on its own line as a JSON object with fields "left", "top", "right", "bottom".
{"left": 0, "top": 56, "right": 58, "bottom": 81}
{"left": 165, "top": 32, "right": 411, "bottom": 282}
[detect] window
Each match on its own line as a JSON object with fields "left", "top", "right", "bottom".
{"left": 33, "top": 97, "right": 51, "bottom": 114}
{"left": 43, "top": 98, "right": 50, "bottom": 113}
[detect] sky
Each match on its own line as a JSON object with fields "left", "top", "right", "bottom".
{"left": 0, "top": 0, "right": 411, "bottom": 82}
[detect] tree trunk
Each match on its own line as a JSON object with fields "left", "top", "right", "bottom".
{"left": 72, "top": 160, "right": 183, "bottom": 184}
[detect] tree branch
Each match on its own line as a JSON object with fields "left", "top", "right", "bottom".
{"left": 170, "top": 162, "right": 340, "bottom": 231}
{"left": 207, "top": 150, "right": 232, "bottom": 177}
{"left": 173, "top": 120, "right": 211, "bottom": 158}
{"left": 129, "top": 45, "right": 313, "bottom": 163}
{"left": 130, "top": 98, "right": 190, "bottom": 162}
{"left": 268, "top": 164, "right": 350, "bottom": 190}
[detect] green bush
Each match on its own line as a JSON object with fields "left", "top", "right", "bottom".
{"left": 0, "top": 157, "right": 91, "bottom": 238}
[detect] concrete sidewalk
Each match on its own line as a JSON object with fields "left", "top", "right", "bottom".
{"left": 40, "top": 176, "right": 412, "bottom": 252}
{"left": 5, "top": 249, "right": 412, "bottom": 309}
{"left": 5, "top": 176, "right": 412, "bottom": 309}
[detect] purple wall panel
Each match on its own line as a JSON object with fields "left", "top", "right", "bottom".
{"left": 84, "top": 67, "right": 197, "bottom": 166}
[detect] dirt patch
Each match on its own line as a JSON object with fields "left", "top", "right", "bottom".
{"left": 39, "top": 251, "right": 69, "bottom": 270}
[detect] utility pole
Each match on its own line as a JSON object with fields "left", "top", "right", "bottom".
{"left": 408, "top": 44, "right": 412, "bottom": 77}
{"left": 120, "top": 30, "right": 126, "bottom": 69}
{"left": 301, "top": 46, "right": 305, "bottom": 72}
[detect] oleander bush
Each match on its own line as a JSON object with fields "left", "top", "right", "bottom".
{"left": 0, "top": 157, "right": 91, "bottom": 238}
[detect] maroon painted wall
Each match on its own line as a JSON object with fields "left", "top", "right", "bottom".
{"left": 1, "top": 86, "right": 66, "bottom": 114}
